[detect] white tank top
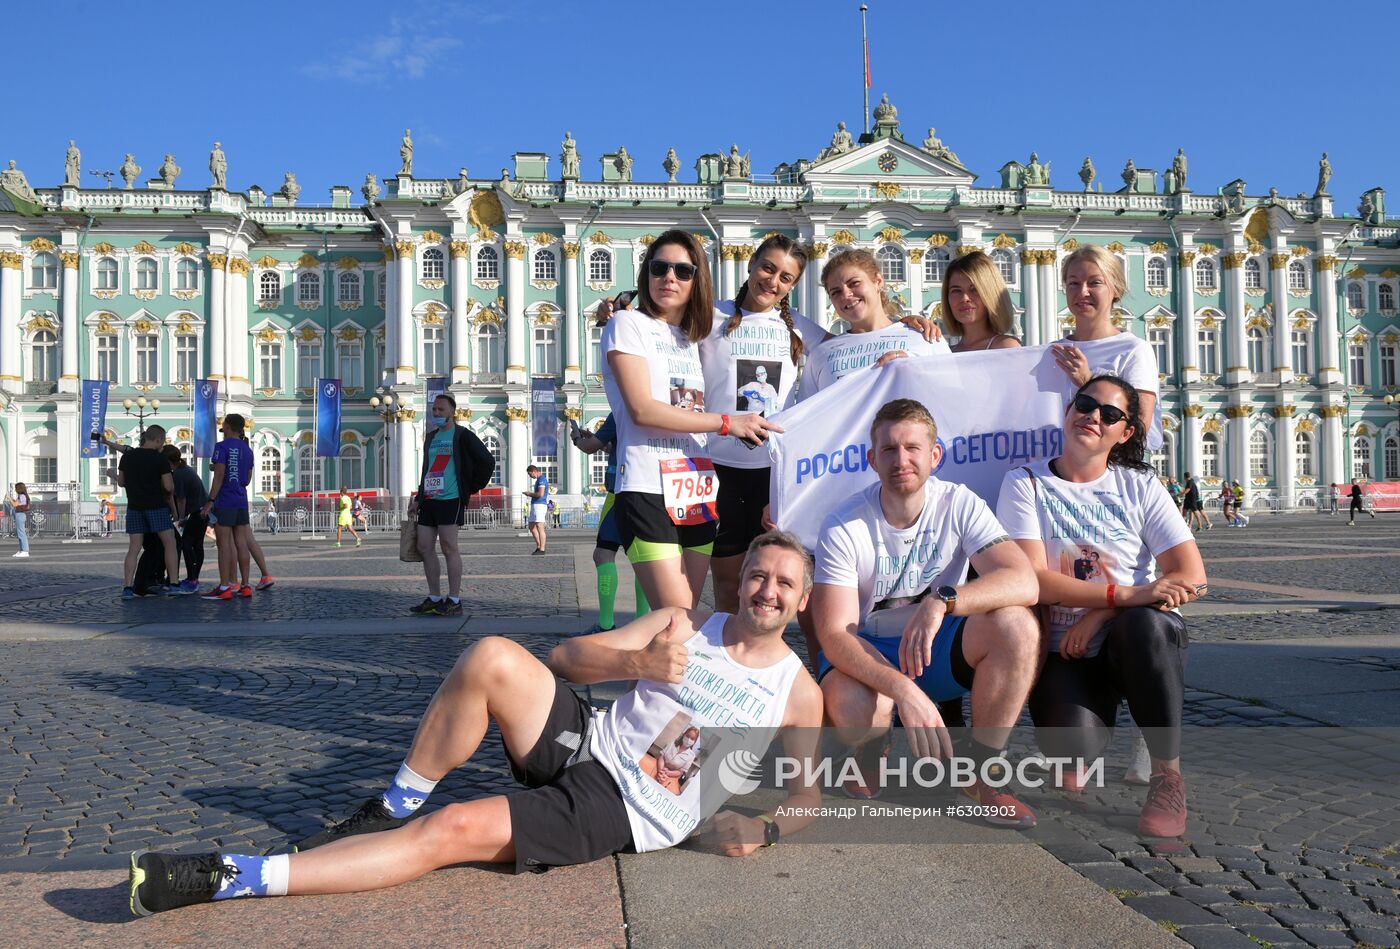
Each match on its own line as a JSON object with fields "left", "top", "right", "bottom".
{"left": 589, "top": 613, "right": 803, "bottom": 852}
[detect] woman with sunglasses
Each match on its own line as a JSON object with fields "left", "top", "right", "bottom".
{"left": 1051, "top": 245, "right": 1160, "bottom": 446}
{"left": 603, "top": 229, "right": 778, "bottom": 609}
{"left": 996, "top": 375, "right": 1206, "bottom": 837}
{"left": 941, "top": 251, "right": 1021, "bottom": 353}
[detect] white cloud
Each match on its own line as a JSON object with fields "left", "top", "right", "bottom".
{"left": 303, "top": 16, "right": 465, "bottom": 83}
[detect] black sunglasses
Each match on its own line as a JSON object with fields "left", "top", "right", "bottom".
{"left": 647, "top": 259, "right": 697, "bottom": 282}
{"left": 1071, "top": 393, "right": 1129, "bottom": 426}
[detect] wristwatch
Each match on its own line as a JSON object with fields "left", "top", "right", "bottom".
{"left": 936, "top": 585, "right": 959, "bottom": 615}
{"left": 759, "top": 814, "right": 779, "bottom": 847}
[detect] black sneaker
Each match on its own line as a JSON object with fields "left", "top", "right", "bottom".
{"left": 129, "top": 850, "right": 237, "bottom": 916}
{"left": 433, "top": 599, "right": 463, "bottom": 617}
{"left": 408, "top": 597, "right": 439, "bottom": 614}
{"left": 297, "top": 798, "right": 406, "bottom": 850}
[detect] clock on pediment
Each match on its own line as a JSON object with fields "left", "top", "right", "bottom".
{"left": 877, "top": 151, "right": 898, "bottom": 173}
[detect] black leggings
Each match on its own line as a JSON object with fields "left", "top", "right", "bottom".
{"left": 181, "top": 514, "right": 207, "bottom": 582}
{"left": 1029, "top": 607, "right": 1187, "bottom": 762}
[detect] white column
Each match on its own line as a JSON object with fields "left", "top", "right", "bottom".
{"left": 1183, "top": 408, "right": 1203, "bottom": 479}
{"left": 562, "top": 244, "right": 581, "bottom": 385}
{"left": 394, "top": 414, "right": 417, "bottom": 501}
{"left": 506, "top": 406, "right": 528, "bottom": 526}
{"left": 1226, "top": 408, "right": 1250, "bottom": 506}
{"left": 1316, "top": 257, "right": 1341, "bottom": 384}
{"left": 226, "top": 258, "right": 250, "bottom": 398}
{"left": 1321, "top": 406, "right": 1344, "bottom": 487}
{"left": 908, "top": 249, "right": 925, "bottom": 316}
{"left": 1270, "top": 251, "right": 1291, "bottom": 383}
{"left": 394, "top": 241, "right": 414, "bottom": 386}
{"left": 450, "top": 241, "right": 470, "bottom": 385}
{"left": 56, "top": 404, "right": 77, "bottom": 482}
{"left": 505, "top": 241, "right": 526, "bottom": 386}
{"left": 383, "top": 253, "right": 398, "bottom": 377}
{"left": 0, "top": 250, "right": 22, "bottom": 391}
{"left": 721, "top": 247, "right": 737, "bottom": 301}
{"left": 59, "top": 250, "right": 79, "bottom": 392}
{"left": 1020, "top": 250, "right": 1040, "bottom": 346}
{"left": 208, "top": 255, "right": 227, "bottom": 381}
{"left": 1038, "top": 253, "right": 1059, "bottom": 342}
{"left": 1177, "top": 252, "right": 1199, "bottom": 384}
{"left": 564, "top": 408, "right": 584, "bottom": 496}
{"left": 808, "top": 246, "right": 828, "bottom": 327}
{"left": 1276, "top": 408, "right": 1296, "bottom": 510}
{"left": 1223, "top": 251, "right": 1248, "bottom": 384}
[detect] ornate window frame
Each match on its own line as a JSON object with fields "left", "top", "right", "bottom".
{"left": 251, "top": 320, "right": 287, "bottom": 394}
{"left": 474, "top": 244, "right": 501, "bottom": 288}
{"left": 165, "top": 310, "right": 204, "bottom": 388}
{"left": 587, "top": 247, "right": 614, "bottom": 290}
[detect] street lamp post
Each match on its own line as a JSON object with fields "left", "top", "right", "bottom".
{"left": 122, "top": 395, "right": 161, "bottom": 431}
{"left": 369, "top": 387, "right": 397, "bottom": 500}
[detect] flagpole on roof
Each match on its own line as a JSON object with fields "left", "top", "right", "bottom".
{"left": 860, "top": 4, "right": 870, "bottom": 136}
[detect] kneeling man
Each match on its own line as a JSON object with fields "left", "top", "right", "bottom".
{"left": 811, "top": 399, "right": 1040, "bottom": 826}
{"left": 129, "top": 531, "right": 823, "bottom": 915}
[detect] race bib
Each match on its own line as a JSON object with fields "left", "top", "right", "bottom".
{"left": 660, "top": 458, "right": 718, "bottom": 526}
{"left": 424, "top": 474, "right": 444, "bottom": 496}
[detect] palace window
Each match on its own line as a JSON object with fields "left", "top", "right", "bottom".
{"left": 134, "top": 333, "right": 159, "bottom": 384}
{"left": 176, "top": 258, "right": 199, "bottom": 292}
{"left": 476, "top": 246, "right": 499, "bottom": 281}
{"left": 875, "top": 245, "right": 906, "bottom": 284}
{"left": 481, "top": 431, "right": 502, "bottom": 484}
{"left": 337, "top": 271, "right": 361, "bottom": 305}
{"left": 1201, "top": 433, "right": 1219, "bottom": 478}
{"left": 1346, "top": 282, "right": 1364, "bottom": 312}
{"left": 1244, "top": 258, "right": 1263, "bottom": 291}
{"left": 96, "top": 335, "right": 118, "bottom": 383}
{"left": 30, "top": 252, "right": 57, "bottom": 290}
{"left": 337, "top": 338, "right": 363, "bottom": 387}
{"left": 259, "top": 271, "right": 281, "bottom": 304}
{"left": 1246, "top": 327, "right": 1268, "bottom": 374}
{"left": 421, "top": 325, "right": 445, "bottom": 376}
{"left": 532, "top": 450, "right": 559, "bottom": 491}
{"left": 32, "top": 457, "right": 57, "bottom": 484}
{"left": 1249, "top": 429, "right": 1270, "bottom": 479}
{"left": 29, "top": 330, "right": 57, "bottom": 383}
{"left": 175, "top": 335, "right": 198, "bottom": 384}
{"left": 258, "top": 340, "right": 282, "bottom": 390}
{"left": 297, "top": 338, "right": 322, "bottom": 388}
{"left": 990, "top": 248, "right": 1016, "bottom": 286}
{"left": 533, "top": 249, "right": 557, "bottom": 282}
{"left": 1294, "top": 432, "right": 1313, "bottom": 478}
{"left": 1287, "top": 260, "right": 1309, "bottom": 291}
{"left": 422, "top": 247, "right": 445, "bottom": 281}
{"left": 297, "top": 271, "right": 321, "bottom": 306}
{"left": 339, "top": 443, "right": 364, "bottom": 490}
{"left": 589, "top": 323, "right": 605, "bottom": 374}
{"left": 924, "top": 248, "right": 950, "bottom": 284}
{"left": 1197, "top": 327, "right": 1219, "bottom": 375}
{"left": 376, "top": 271, "right": 386, "bottom": 306}
{"left": 296, "top": 445, "right": 322, "bottom": 494}
{"left": 1146, "top": 257, "right": 1167, "bottom": 290}
{"left": 1380, "top": 340, "right": 1398, "bottom": 388}
{"left": 259, "top": 446, "right": 283, "bottom": 495}
{"left": 1291, "top": 328, "right": 1312, "bottom": 376}
{"left": 1380, "top": 284, "right": 1396, "bottom": 312}
{"left": 1149, "top": 327, "right": 1172, "bottom": 375}
{"left": 136, "top": 258, "right": 158, "bottom": 291}
{"left": 1348, "top": 339, "right": 1368, "bottom": 385}
{"left": 474, "top": 323, "right": 501, "bottom": 375}
{"left": 534, "top": 324, "right": 559, "bottom": 375}
{"left": 1384, "top": 436, "right": 1400, "bottom": 480}
{"left": 1194, "top": 258, "right": 1217, "bottom": 291}
{"left": 588, "top": 249, "right": 613, "bottom": 284}
{"left": 96, "top": 256, "right": 118, "bottom": 291}
{"left": 590, "top": 447, "right": 608, "bottom": 488}
{"left": 1353, "top": 438, "right": 1373, "bottom": 480}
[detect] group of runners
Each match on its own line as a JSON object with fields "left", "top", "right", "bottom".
{"left": 129, "top": 233, "right": 1210, "bottom": 918}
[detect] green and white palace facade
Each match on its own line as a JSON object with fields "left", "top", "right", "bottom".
{"left": 2, "top": 99, "right": 1398, "bottom": 511}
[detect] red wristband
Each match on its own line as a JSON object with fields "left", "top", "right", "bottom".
{"left": 1106, "top": 583, "right": 1117, "bottom": 609}
{"left": 719, "top": 414, "right": 730, "bottom": 437}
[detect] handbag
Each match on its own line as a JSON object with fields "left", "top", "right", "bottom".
{"left": 399, "top": 516, "right": 423, "bottom": 563}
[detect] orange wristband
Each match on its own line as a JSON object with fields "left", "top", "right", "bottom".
{"left": 1106, "top": 583, "right": 1117, "bottom": 609}
{"left": 719, "top": 414, "right": 731, "bottom": 437}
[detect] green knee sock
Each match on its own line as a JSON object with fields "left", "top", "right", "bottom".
{"left": 634, "top": 575, "right": 651, "bottom": 618}
{"left": 596, "top": 561, "right": 618, "bottom": 629}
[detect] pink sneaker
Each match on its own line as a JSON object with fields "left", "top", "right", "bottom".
{"left": 961, "top": 779, "right": 1037, "bottom": 829}
{"left": 1138, "top": 769, "right": 1187, "bottom": 838}
{"left": 255, "top": 576, "right": 275, "bottom": 591}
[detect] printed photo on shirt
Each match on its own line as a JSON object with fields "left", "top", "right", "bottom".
{"left": 669, "top": 378, "right": 706, "bottom": 413}
{"left": 638, "top": 711, "right": 707, "bottom": 796}
{"left": 735, "top": 359, "right": 782, "bottom": 417}
{"left": 1063, "top": 547, "right": 1113, "bottom": 583}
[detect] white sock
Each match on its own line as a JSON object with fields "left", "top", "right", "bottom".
{"left": 265, "top": 853, "right": 290, "bottom": 897}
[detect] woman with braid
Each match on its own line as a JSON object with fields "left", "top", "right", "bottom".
{"left": 700, "top": 235, "right": 825, "bottom": 612}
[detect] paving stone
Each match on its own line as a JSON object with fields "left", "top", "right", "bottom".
{"left": 1176, "top": 924, "right": 1279, "bottom": 949}
{"left": 1171, "top": 886, "right": 1237, "bottom": 908}
{"left": 1173, "top": 856, "right": 1226, "bottom": 873}
{"left": 1269, "top": 907, "right": 1348, "bottom": 930}
{"left": 1074, "top": 863, "right": 1168, "bottom": 895}
{"left": 1292, "top": 928, "right": 1356, "bottom": 948}
{"left": 1349, "top": 927, "right": 1400, "bottom": 947}
{"left": 1190, "top": 871, "right": 1253, "bottom": 889}
{"left": 1121, "top": 895, "right": 1224, "bottom": 927}
{"left": 1210, "top": 903, "right": 1284, "bottom": 930}
{"left": 1239, "top": 888, "right": 1310, "bottom": 908}
{"left": 1239, "top": 924, "right": 1311, "bottom": 949}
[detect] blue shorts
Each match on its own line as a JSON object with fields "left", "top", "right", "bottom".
{"left": 126, "top": 507, "right": 173, "bottom": 535}
{"left": 595, "top": 493, "right": 622, "bottom": 552}
{"left": 816, "top": 614, "right": 971, "bottom": 703}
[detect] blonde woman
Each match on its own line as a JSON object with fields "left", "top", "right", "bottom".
{"left": 941, "top": 251, "right": 1021, "bottom": 353}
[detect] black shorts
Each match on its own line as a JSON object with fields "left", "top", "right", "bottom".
{"left": 211, "top": 506, "right": 250, "bottom": 528}
{"left": 418, "top": 498, "right": 465, "bottom": 528}
{"left": 613, "top": 491, "right": 718, "bottom": 563}
{"left": 506, "top": 678, "right": 634, "bottom": 874}
{"left": 713, "top": 464, "right": 769, "bottom": 558}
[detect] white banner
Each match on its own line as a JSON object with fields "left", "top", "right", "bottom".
{"left": 767, "top": 346, "right": 1079, "bottom": 549}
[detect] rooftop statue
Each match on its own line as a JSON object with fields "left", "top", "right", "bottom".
{"left": 399, "top": 129, "right": 413, "bottom": 176}
{"left": 457, "top": 167, "right": 470, "bottom": 193}
{"left": 663, "top": 147, "right": 680, "bottom": 183}
{"left": 1121, "top": 158, "right": 1137, "bottom": 191}
{"left": 209, "top": 142, "right": 227, "bottom": 190}
{"left": 64, "top": 140, "right": 81, "bottom": 188}
{"left": 820, "top": 121, "right": 854, "bottom": 160}
{"left": 1079, "top": 156, "right": 1095, "bottom": 192}
{"left": 615, "top": 146, "right": 633, "bottom": 182}
{"left": 120, "top": 154, "right": 141, "bottom": 189}
{"left": 560, "top": 132, "right": 579, "bottom": 179}
{"left": 920, "top": 127, "right": 962, "bottom": 166}
{"left": 1025, "top": 151, "right": 1050, "bottom": 187}
{"left": 1172, "top": 148, "right": 1188, "bottom": 192}
{"left": 281, "top": 172, "right": 301, "bottom": 204}
{"left": 1315, "top": 152, "right": 1331, "bottom": 197}
{"left": 362, "top": 173, "right": 380, "bottom": 203}
{"left": 159, "top": 154, "right": 181, "bottom": 187}
{"left": 0, "top": 160, "right": 38, "bottom": 202}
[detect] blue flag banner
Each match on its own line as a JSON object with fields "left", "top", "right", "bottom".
{"left": 193, "top": 379, "right": 219, "bottom": 458}
{"left": 79, "top": 379, "right": 110, "bottom": 458}
{"left": 424, "top": 377, "right": 448, "bottom": 435}
{"left": 316, "top": 378, "right": 342, "bottom": 458}
{"left": 531, "top": 377, "right": 557, "bottom": 458}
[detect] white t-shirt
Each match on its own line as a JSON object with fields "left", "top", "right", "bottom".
{"left": 602, "top": 308, "right": 709, "bottom": 494}
{"left": 701, "top": 301, "right": 826, "bottom": 468}
{"left": 996, "top": 460, "right": 1193, "bottom": 655}
{"left": 797, "top": 322, "right": 950, "bottom": 401}
{"left": 814, "top": 479, "right": 1009, "bottom": 635}
{"left": 1052, "top": 332, "right": 1162, "bottom": 449}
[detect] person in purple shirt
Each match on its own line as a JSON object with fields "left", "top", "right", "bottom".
{"left": 200, "top": 413, "right": 255, "bottom": 600}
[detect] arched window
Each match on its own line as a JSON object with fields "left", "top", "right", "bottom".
{"left": 1353, "top": 437, "right": 1373, "bottom": 480}
{"left": 1249, "top": 429, "right": 1270, "bottom": 479}
{"left": 990, "top": 248, "right": 1016, "bottom": 285}
{"left": 96, "top": 257, "right": 119, "bottom": 290}
{"left": 29, "top": 329, "right": 58, "bottom": 383}
{"left": 1380, "top": 284, "right": 1396, "bottom": 312}
{"left": 134, "top": 333, "right": 159, "bottom": 384}
{"left": 924, "top": 248, "right": 950, "bottom": 285}
{"left": 1201, "top": 433, "right": 1220, "bottom": 478}
{"left": 1287, "top": 259, "right": 1308, "bottom": 291}
{"left": 421, "top": 324, "right": 445, "bottom": 376}
{"left": 1348, "top": 338, "right": 1368, "bottom": 385}
{"left": 176, "top": 258, "right": 199, "bottom": 292}
{"left": 1194, "top": 258, "right": 1217, "bottom": 291}
{"left": 476, "top": 246, "right": 499, "bottom": 281}
{"left": 533, "top": 323, "right": 558, "bottom": 375}
{"left": 533, "top": 249, "right": 557, "bottom": 282}
{"left": 422, "top": 247, "right": 444, "bottom": 281}
{"left": 1197, "top": 326, "right": 1219, "bottom": 375}
{"left": 1244, "top": 257, "right": 1263, "bottom": 290}
{"left": 1246, "top": 327, "right": 1268, "bottom": 373}
{"left": 136, "top": 258, "right": 158, "bottom": 291}
{"left": 588, "top": 249, "right": 613, "bottom": 284}
{"left": 875, "top": 245, "right": 906, "bottom": 284}
{"left": 337, "top": 271, "right": 361, "bottom": 305}
{"left": 339, "top": 443, "right": 364, "bottom": 490}
{"left": 1146, "top": 257, "right": 1167, "bottom": 289}
{"left": 474, "top": 322, "right": 502, "bottom": 375}
{"left": 1291, "top": 327, "right": 1312, "bottom": 375}
{"left": 30, "top": 252, "right": 57, "bottom": 290}
{"left": 1384, "top": 436, "right": 1400, "bottom": 480}
{"left": 480, "top": 431, "right": 502, "bottom": 485}
{"left": 297, "top": 271, "right": 321, "bottom": 305}
{"left": 259, "top": 446, "right": 283, "bottom": 495}
{"left": 1347, "top": 282, "right": 1364, "bottom": 312}
{"left": 1294, "top": 431, "right": 1313, "bottom": 478}
{"left": 295, "top": 444, "right": 321, "bottom": 494}
{"left": 259, "top": 271, "right": 281, "bottom": 304}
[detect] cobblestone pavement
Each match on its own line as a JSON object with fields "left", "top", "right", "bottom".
{"left": 2, "top": 517, "right": 1397, "bottom": 946}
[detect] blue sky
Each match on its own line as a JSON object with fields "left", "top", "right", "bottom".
{"left": 3, "top": 0, "right": 1395, "bottom": 215}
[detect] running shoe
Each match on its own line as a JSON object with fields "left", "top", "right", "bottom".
{"left": 179, "top": 579, "right": 200, "bottom": 593}
{"left": 200, "top": 585, "right": 234, "bottom": 601}
{"left": 129, "top": 849, "right": 236, "bottom": 916}
{"left": 239, "top": 585, "right": 254, "bottom": 598}
{"left": 355, "top": 539, "right": 362, "bottom": 548}
{"left": 531, "top": 548, "right": 545, "bottom": 555}
{"left": 577, "top": 623, "right": 616, "bottom": 636}
{"left": 166, "top": 583, "right": 196, "bottom": 596}
{"left": 334, "top": 542, "right": 342, "bottom": 548}
{"left": 296, "top": 798, "right": 407, "bottom": 851}
{"left": 432, "top": 599, "right": 463, "bottom": 617}
{"left": 1124, "top": 732, "right": 1153, "bottom": 786}
{"left": 12, "top": 550, "right": 29, "bottom": 558}
{"left": 122, "top": 586, "right": 136, "bottom": 600}
{"left": 1138, "top": 769, "right": 1187, "bottom": 838}
{"left": 960, "top": 779, "right": 1037, "bottom": 829}
{"left": 409, "top": 597, "right": 440, "bottom": 614}
{"left": 256, "top": 576, "right": 275, "bottom": 591}
{"left": 839, "top": 737, "right": 890, "bottom": 800}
